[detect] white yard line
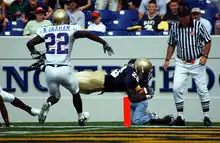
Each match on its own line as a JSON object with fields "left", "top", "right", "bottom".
{"left": 0, "top": 127, "right": 119, "bottom": 136}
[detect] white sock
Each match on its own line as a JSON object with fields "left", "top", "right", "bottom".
{"left": 78, "top": 113, "right": 83, "bottom": 119}
{"left": 177, "top": 112, "right": 184, "bottom": 119}
{"left": 203, "top": 112, "right": 209, "bottom": 118}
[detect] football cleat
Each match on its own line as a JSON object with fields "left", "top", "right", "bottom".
{"left": 204, "top": 116, "right": 212, "bottom": 126}
{"left": 30, "top": 108, "right": 41, "bottom": 116}
{"left": 0, "top": 123, "right": 14, "bottom": 128}
{"left": 38, "top": 102, "right": 51, "bottom": 124}
{"left": 171, "top": 116, "right": 185, "bottom": 126}
{"left": 78, "top": 112, "right": 89, "bottom": 126}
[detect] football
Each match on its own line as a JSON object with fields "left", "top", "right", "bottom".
{"left": 135, "top": 85, "right": 147, "bottom": 95}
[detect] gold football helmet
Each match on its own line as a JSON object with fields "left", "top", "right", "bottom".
{"left": 52, "top": 9, "right": 67, "bottom": 25}
{"left": 134, "top": 58, "right": 153, "bottom": 80}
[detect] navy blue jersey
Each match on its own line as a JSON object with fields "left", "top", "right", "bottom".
{"left": 104, "top": 64, "right": 141, "bottom": 92}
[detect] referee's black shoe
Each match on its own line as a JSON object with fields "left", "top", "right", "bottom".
{"left": 204, "top": 116, "right": 212, "bottom": 126}
{"left": 171, "top": 116, "right": 185, "bottom": 126}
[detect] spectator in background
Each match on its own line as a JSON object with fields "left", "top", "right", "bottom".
{"left": 23, "top": 6, "right": 52, "bottom": 36}
{"left": 66, "top": 0, "right": 85, "bottom": 28}
{"left": 7, "top": 0, "right": 27, "bottom": 21}
{"left": 138, "top": 0, "right": 166, "bottom": 20}
{"left": 215, "top": 14, "right": 220, "bottom": 35}
{"left": 42, "top": 0, "right": 54, "bottom": 14}
{"left": 95, "top": 0, "right": 119, "bottom": 11}
{"left": 22, "top": 0, "right": 52, "bottom": 23}
{"left": 211, "top": 0, "right": 220, "bottom": 35}
{"left": 128, "top": 0, "right": 142, "bottom": 10}
{"left": 0, "top": 0, "right": 6, "bottom": 33}
{"left": 43, "top": 0, "right": 56, "bottom": 10}
{"left": 87, "top": 11, "right": 106, "bottom": 33}
{"left": 191, "top": 8, "right": 212, "bottom": 34}
{"left": 117, "top": 0, "right": 129, "bottom": 11}
{"left": 59, "top": 0, "right": 66, "bottom": 9}
{"left": 78, "top": 0, "right": 91, "bottom": 11}
{"left": 139, "top": 0, "right": 162, "bottom": 31}
{"left": 163, "top": 0, "right": 179, "bottom": 30}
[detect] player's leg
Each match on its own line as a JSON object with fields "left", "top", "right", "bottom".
{"left": 38, "top": 81, "right": 60, "bottom": 124}
{"left": 131, "top": 100, "right": 151, "bottom": 125}
{"left": 0, "top": 95, "right": 10, "bottom": 127}
{"left": 76, "top": 71, "right": 106, "bottom": 94}
{"left": 0, "top": 89, "right": 40, "bottom": 116}
{"left": 60, "top": 66, "right": 89, "bottom": 126}
{"left": 38, "top": 66, "right": 61, "bottom": 124}
{"left": 191, "top": 63, "right": 212, "bottom": 126}
{"left": 172, "top": 63, "right": 188, "bottom": 125}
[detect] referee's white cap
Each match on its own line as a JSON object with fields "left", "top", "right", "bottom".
{"left": 191, "top": 8, "right": 201, "bottom": 13}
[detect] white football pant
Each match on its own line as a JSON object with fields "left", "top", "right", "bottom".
{"left": 173, "top": 57, "right": 210, "bottom": 104}
{"left": 0, "top": 87, "right": 15, "bottom": 103}
{"left": 44, "top": 65, "right": 79, "bottom": 100}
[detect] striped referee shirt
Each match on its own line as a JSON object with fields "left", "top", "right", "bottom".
{"left": 168, "top": 18, "right": 211, "bottom": 61}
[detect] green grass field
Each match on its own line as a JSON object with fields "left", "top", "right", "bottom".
{"left": 1, "top": 122, "right": 220, "bottom": 143}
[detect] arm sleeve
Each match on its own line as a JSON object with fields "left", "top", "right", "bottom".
{"left": 199, "top": 23, "right": 211, "bottom": 44}
{"left": 167, "top": 24, "right": 177, "bottom": 46}
{"left": 205, "top": 20, "right": 212, "bottom": 35}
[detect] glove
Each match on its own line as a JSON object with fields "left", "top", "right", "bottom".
{"left": 103, "top": 43, "right": 114, "bottom": 56}
{"left": 146, "top": 94, "right": 153, "bottom": 100}
{"left": 31, "top": 50, "right": 41, "bottom": 59}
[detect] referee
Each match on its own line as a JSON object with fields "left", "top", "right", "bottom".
{"left": 163, "top": 5, "right": 212, "bottom": 126}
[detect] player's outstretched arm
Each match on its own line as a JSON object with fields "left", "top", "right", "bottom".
{"left": 74, "top": 31, "right": 114, "bottom": 56}
{"left": 26, "top": 36, "right": 45, "bottom": 59}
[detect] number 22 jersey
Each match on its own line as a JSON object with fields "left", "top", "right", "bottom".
{"left": 36, "top": 24, "right": 82, "bottom": 65}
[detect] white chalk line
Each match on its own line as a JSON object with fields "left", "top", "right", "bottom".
{"left": 0, "top": 126, "right": 120, "bottom": 136}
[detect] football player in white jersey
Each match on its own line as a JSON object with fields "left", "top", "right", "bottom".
{"left": 26, "top": 9, "right": 114, "bottom": 126}
{"left": 0, "top": 86, "right": 40, "bottom": 127}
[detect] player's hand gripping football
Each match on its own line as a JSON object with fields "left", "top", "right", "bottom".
{"left": 103, "top": 43, "right": 114, "bottom": 56}
{"left": 30, "top": 50, "right": 41, "bottom": 59}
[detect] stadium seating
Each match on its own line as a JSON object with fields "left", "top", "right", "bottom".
{"left": 5, "top": 20, "right": 25, "bottom": 32}
{"left": 89, "top": 31, "right": 106, "bottom": 36}
{"left": 106, "top": 30, "right": 130, "bottom": 36}
{"left": 106, "top": 19, "right": 134, "bottom": 30}
{"left": 130, "top": 30, "right": 159, "bottom": 36}
{"left": 114, "top": 10, "right": 138, "bottom": 21}
{"left": 0, "top": 0, "right": 219, "bottom": 36}
{"left": 1, "top": 30, "right": 23, "bottom": 36}
{"left": 184, "top": 0, "right": 206, "bottom": 9}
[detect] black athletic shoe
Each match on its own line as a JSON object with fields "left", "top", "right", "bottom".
{"left": 172, "top": 116, "right": 185, "bottom": 126}
{"left": 78, "top": 112, "right": 89, "bottom": 126}
{"left": 204, "top": 116, "right": 212, "bottom": 126}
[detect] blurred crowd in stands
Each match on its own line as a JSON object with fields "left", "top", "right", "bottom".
{"left": 0, "top": 0, "right": 219, "bottom": 36}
